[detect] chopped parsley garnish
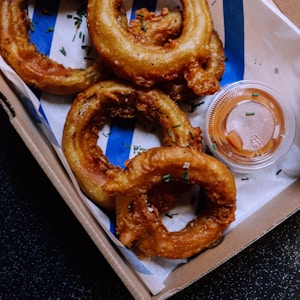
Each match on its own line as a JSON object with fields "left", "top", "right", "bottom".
{"left": 46, "top": 27, "right": 54, "bottom": 33}
{"left": 188, "top": 100, "right": 204, "bottom": 113}
{"left": 245, "top": 112, "right": 255, "bottom": 116}
{"left": 102, "top": 131, "right": 111, "bottom": 138}
{"left": 167, "top": 129, "right": 173, "bottom": 137}
{"left": 67, "top": 5, "right": 87, "bottom": 42}
{"left": 182, "top": 169, "right": 189, "bottom": 181}
{"left": 59, "top": 47, "right": 67, "bottom": 56}
{"left": 165, "top": 213, "right": 178, "bottom": 219}
{"left": 162, "top": 174, "right": 173, "bottom": 183}
{"left": 172, "top": 124, "right": 181, "bottom": 128}
{"left": 29, "top": 21, "right": 35, "bottom": 32}
{"left": 137, "top": 13, "right": 147, "bottom": 32}
{"left": 133, "top": 145, "right": 147, "bottom": 154}
{"left": 121, "top": 141, "right": 131, "bottom": 149}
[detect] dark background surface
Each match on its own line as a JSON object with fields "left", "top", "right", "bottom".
{"left": 0, "top": 106, "right": 299, "bottom": 300}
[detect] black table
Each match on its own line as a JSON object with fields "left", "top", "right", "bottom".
{"left": 0, "top": 106, "right": 299, "bottom": 300}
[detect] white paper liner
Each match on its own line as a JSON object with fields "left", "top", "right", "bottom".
{"left": 1, "top": 0, "right": 299, "bottom": 295}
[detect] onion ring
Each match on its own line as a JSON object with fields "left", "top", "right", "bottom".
{"left": 118, "top": 6, "right": 225, "bottom": 99}
{"left": 0, "top": 0, "right": 109, "bottom": 94}
{"left": 87, "top": 0, "right": 213, "bottom": 88}
{"left": 62, "top": 80, "right": 202, "bottom": 210}
{"left": 184, "top": 30, "right": 226, "bottom": 96}
{"left": 105, "top": 146, "right": 236, "bottom": 259}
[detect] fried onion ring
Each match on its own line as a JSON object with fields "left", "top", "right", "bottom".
{"left": 105, "top": 146, "right": 236, "bottom": 259}
{"left": 62, "top": 80, "right": 202, "bottom": 210}
{"left": 119, "top": 6, "right": 225, "bottom": 99}
{"left": 0, "top": 0, "right": 109, "bottom": 94}
{"left": 87, "top": 0, "right": 213, "bottom": 88}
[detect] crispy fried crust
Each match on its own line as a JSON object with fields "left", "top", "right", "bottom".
{"left": 0, "top": 0, "right": 109, "bottom": 94}
{"left": 159, "top": 30, "right": 226, "bottom": 100}
{"left": 87, "top": 0, "right": 213, "bottom": 88}
{"left": 105, "top": 146, "right": 236, "bottom": 259}
{"left": 125, "top": 7, "right": 225, "bottom": 99}
{"left": 62, "top": 80, "right": 202, "bottom": 210}
{"left": 127, "top": 7, "right": 183, "bottom": 45}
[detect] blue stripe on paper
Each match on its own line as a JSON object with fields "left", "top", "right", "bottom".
{"left": 105, "top": 1, "right": 158, "bottom": 168}
{"left": 28, "top": 1, "right": 60, "bottom": 126}
{"left": 221, "top": 0, "right": 245, "bottom": 86}
{"left": 120, "top": 247, "right": 153, "bottom": 275}
{"left": 29, "top": 0, "right": 60, "bottom": 55}
{"left": 105, "top": 118, "right": 136, "bottom": 168}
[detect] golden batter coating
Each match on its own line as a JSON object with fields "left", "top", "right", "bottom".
{"left": 105, "top": 146, "right": 236, "bottom": 259}
{"left": 0, "top": 0, "right": 109, "bottom": 94}
{"left": 87, "top": 0, "right": 213, "bottom": 88}
{"left": 62, "top": 80, "right": 202, "bottom": 210}
{"left": 127, "top": 7, "right": 183, "bottom": 46}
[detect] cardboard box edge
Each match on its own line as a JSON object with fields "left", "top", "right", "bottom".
{"left": 0, "top": 77, "right": 153, "bottom": 300}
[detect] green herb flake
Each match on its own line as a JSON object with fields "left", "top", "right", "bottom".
{"left": 212, "top": 143, "right": 217, "bottom": 150}
{"left": 74, "top": 16, "right": 83, "bottom": 30}
{"left": 165, "top": 213, "right": 178, "bottom": 219}
{"left": 68, "top": 5, "right": 87, "bottom": 42}
{"left": 182, "top": 164, "right": 190, "bottom": 181}
{"left": 121, "top": 141, "right": 131, "bottom": 149}
{"left": 137, "top": 13, "right": 147, "bottom": 32}
{"left": 167, "top": 129, "right": 173, "bottom": 137}
{"left": 46, "top": 27, "right": 54, "bottom": 33}
{"left": 133, "top": 145, "right": 147, "bottom": 154}
{"left": 59, "top": 47, "right": 67, "bottom": 56}
{"left": 162, "top": 174, "right": 173, "bottom": 183}
{"left": 182, "top": 170, "right": 189, "bottom": 181}
{"left": 245, "top": 112, "right": 255, "bottom": 116}
{"left": 189, "top": 131, "right": 194, "bottom": 140}
{"left": 102, "top": 131, "right": 111, "bottom": 138}
{"left": 252, "top": 92, "right": 259, "bottom": 97}
{"left": 276, "top": 169, "right": 282, "bottom": 176}
{"left": 172, "top": 124, "right": 181, "bottom": 128}
{"left": 188, "top": 100, "right": 204, "bottom": 113}
{"left": 29, "top": 21, "right": 35, "bottom": 32}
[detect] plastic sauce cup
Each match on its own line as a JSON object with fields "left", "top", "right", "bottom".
{"left": 204, "top": 80, "right": 295, "bottom": 173}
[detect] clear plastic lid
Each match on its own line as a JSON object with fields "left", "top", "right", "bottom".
{"left": 204, "top": 80, "right": 296, "bottom": 173}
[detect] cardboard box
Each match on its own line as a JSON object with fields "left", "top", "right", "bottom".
{"left": 0, "top": 1, "right": 299, "bottom": 299}
{"left": 274, "top": 0, "right": 300, "bottom": 28}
